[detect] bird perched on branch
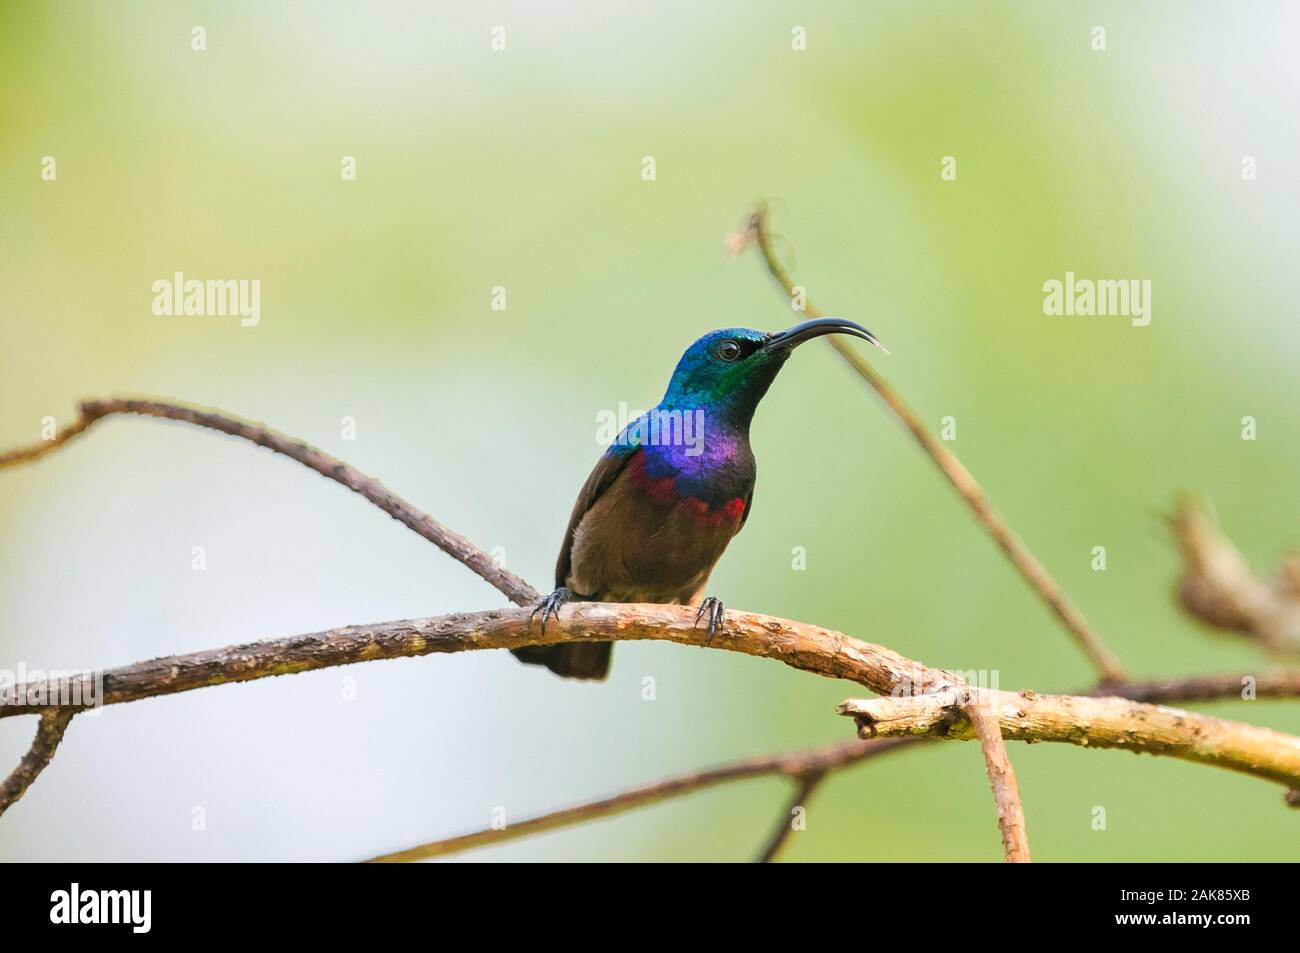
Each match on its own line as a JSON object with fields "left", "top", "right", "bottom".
{"left": 513, "top": 317, "right": 886, "bottom": 679}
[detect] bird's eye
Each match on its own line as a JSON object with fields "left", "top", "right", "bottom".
{"left": 714, "top": 340, "right": 742, "bottom": 362}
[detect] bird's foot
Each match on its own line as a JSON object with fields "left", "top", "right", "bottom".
{"left": 694, "top": 596, "right": 726, "bottom": 645}
{"left": 530, "top": 587, "right": 573, "bottom": 634}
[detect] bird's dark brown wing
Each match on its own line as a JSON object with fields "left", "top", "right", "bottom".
{"left": 554, "top": 444, "right": 642, "bottom": 590}
{"left": 511, "top": 445, "right": 642, "bottom": 681}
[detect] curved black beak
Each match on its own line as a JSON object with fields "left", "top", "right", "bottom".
{"left": 763, "top": 317, "right": 888, "bottom": 354}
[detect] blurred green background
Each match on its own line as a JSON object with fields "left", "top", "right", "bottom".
{"left": 2, "top": 1, "right": 1298, "bottom": 861}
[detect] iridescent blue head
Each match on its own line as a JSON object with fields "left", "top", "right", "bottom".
{"left": 658, "top": 317, "right": 886, "bottom": 430}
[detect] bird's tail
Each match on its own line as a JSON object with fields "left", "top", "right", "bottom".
{"left": 511, "top": 643, "right": 612, "bottom": 681}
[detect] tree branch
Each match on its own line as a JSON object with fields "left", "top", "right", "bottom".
{"left": 735, "top": 203, "right": 1128, "bottom": 683}
{"left": 959, "top": 690, "right": 1031, "bottom": 862}
{"left": 366, "top": 738, "right": 906, "bottom": 863}
{"left": 1094, "top": 670, "right": 1300, "bottom": 704}
{"left": 0, "top": 603, "right": 956, "bottom": 721}
{"left": 0, "top": 398, "right": 538, "bottom": 606}
{"left": 0, "top": 708, "right": 75, "bottom": 814}
{"left": 839, "top": 689, "right": 1300, "bottom": 797}
{"left": 6, "top": 604, "right": 1300, "bottom": 801}
{"left": 754, "top": 768, "right": 827, "bottom": 863}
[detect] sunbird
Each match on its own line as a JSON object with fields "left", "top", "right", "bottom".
{"left": 513, "top": 317, "right": 886, "bottom": 679}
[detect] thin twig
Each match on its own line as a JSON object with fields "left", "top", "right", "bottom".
{"left": 959, "top": 690, "right": 1031, "bottom": 862}
{"left": 739, "top": 203, "right": 1128, "bottom": 683}
{"left": 367, "top": 739, "right": 903, "bottom": 863}
{"left": 754, "top": 769, "right": 827, "bottom": 864}
{"left": 0, "top": 417, "right": 94, "bottom": 467}
{"left": 0, "top": 398, "right": 538, "bottom": 606}
{"left": 0, "top": 708, "right": 75, "bottom": 814}
{"left": 1093, "top": 670, "right": 1300, "bottom": 704}
{"left": 368, "top": 667, "right": 1300, "bottom": 860}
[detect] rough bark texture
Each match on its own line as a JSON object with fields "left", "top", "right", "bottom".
{"left": 0, "top": 709, "right": 74, "bottom": 814}
{"left": 960, "top": 691, "right": 1031, "bottom": 862}
{"left": 0, "top": 603, "right": 954, "bottom": 718}
{"left": 839, "top": 690, "right": 1300, "bottom": 793}
{"left": 6, "top": 604, "right": 1300, "bottom": 797}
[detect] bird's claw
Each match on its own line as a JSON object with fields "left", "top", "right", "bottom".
{"left": 530, "top": 587, "right": 573, "bottom": 634}
{"left": 694, "top": 596, "right": 726, "bottom": 645}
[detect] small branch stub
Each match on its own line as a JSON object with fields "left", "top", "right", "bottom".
{"left": 1171, "top": 497, "right": 1300, "bottom": 655}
